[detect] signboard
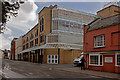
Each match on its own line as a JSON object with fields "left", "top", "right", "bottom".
{"left": 105, "top": 57, "right": 113, "bottom": 63}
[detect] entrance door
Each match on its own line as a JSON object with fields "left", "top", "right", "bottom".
{"left": 39, "top": 55, "right": 43, "bottom": 63}
{"left": 104, "top": 55, "right": 115, "bottom": 72}
{"left": 47, "top": 55, "right": 58, "bottom": 64}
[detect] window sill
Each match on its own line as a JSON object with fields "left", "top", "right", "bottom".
{"left": 115, "top": 65, "right": 120, "bottom": 67}
{"left": 89, "top": 64, "right": 103, "bottom": 66}
{"left": 94, "top": 46, "right": 105, "bottom": 49}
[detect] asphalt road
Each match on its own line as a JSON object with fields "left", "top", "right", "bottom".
{"left": 1, "top": 59, "right": 118, "bottom": 80}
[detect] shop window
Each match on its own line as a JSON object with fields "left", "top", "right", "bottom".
{"left": 94, "top": 35, "right": 105, "bottom": 48}
{"left": 89, "top": 54, "right": 103, "bottom": 66}
{"left": 90, "top": 56, "right": 98, "bottom": 65}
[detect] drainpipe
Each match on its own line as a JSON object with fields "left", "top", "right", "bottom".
{"left": 58, "top": 48, "right": 60, "bottom": 64}
{"left": 72, "top": 49, "right": 73, "bottom": 64}
{"left": 87, "top": 54, "right": 88, "bottom": 68}
{"left": 50, "top": 9, "right": 52, "bottom": 33}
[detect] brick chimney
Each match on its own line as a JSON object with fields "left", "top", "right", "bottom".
{"left": 97, "top": 5, "right": 120, "bottom": 18}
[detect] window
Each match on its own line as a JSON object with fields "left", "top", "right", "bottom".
{"left": 47, "top": 55, "right": 58, "bottom": 64}
{"left": 89, "top": 54, "right": 103, "bottom": 66}
{"left": 63, "top": 21, "right": 69, "bottom": 27}
{"left": 23, "top": 39, "right": 25, "bottom": 44}
{"left": 90, "top": 56, "right": 98, "bottom": 65}
{"left": 30, "top": 34, "right": 34, "bottom": 40}
{"left": 94, "top": 35, "right": 105, "bottom": 48}
{"left": 26, "top": 37, "right": 29, "bottom": 42}
{"left": 116, "top": 53, "right": 120, "bottom": 66}
{"left": 30, "top": 41, "right": 34, "bottom": 47}
{"left": 23, "top": 45, "right": 25, "bottom": 50}
{"left": 35, "top": 29, "right": 38, "bottom": 37}
{"left": 40, "top": 35, "right": 44, "bottom": 43}
{"left": 26, "top": 43, "right": 29, "bottom": 49}
{"left": 35, "top": 38, "right": 38, "bottom": 45}
{"left": 117, "top": 54, "right": 120, "bottom": 65}
{"left": 40, "top": 18, "right": 44, "bottom": 32}
{"left": 100, "top": 55, "right": 103, "bottom": 65}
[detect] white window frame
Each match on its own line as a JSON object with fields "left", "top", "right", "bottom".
{"left": 94, "top": 35, "right": 105, "bottom": 48}
{"left": 89, "top": 54, "right": 103, "bottom": 66}
{"left": 47, "top": 55, "right": 58, "bottom": 64}
{"left": 115, "top": 53, "right": 120, "bottom": 66}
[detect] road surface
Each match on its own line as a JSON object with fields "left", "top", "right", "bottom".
{"left": 0, "top": 59, "right": 118, "bottom": 80}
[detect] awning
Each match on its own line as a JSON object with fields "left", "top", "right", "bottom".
{"left": 19, "top": 43, "right": 83, "bottom": 54}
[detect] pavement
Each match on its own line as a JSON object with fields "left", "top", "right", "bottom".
{"left": 1, "top": 68, "right": 27, "bottom": 78}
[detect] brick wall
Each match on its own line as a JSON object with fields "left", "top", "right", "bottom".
{"left": 84, "top": 25, "right": 119, "bottom": 52}
{"left": 97, "top": 5, "right": 120, "bottom": 18}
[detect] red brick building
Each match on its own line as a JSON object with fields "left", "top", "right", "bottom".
{"left": 11, "top": 38, "right": 17, "bottom": 60}
{"left": 83, "top": 5, "right": 120, "bottom": 73}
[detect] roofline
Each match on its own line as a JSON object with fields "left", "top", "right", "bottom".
{"left": 22, "top": 5, "right": 57, "bottom": 38}
{"left": 22, "top": 24, "right": 39, "bottom": 37}
{"left": 87, "top": 24, "right": 120, "bottom": 33}
{"left": 86, "top": 14, "right": 120, "bottom": 32}
{"left": 97, "top": 5, "right": 120, "bottom": 13}
{"left": 55, "top": 6, "right": 97, "bottom": 17}
{"left": 38, "top": 7, "right": 48, "bottom": 15}
{"left": 88, "top": 18, "right": 100, "bottom": 26}
{"left": 38, "top": 5, "right": 57, "bottom": 15}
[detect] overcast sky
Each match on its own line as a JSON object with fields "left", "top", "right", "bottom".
{"left": 0, "top": 0, "right": 119, "bottom": 50}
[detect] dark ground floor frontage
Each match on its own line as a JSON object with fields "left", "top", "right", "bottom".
{"left": 18, "top": 48, "right": 82, "bottom": 64}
